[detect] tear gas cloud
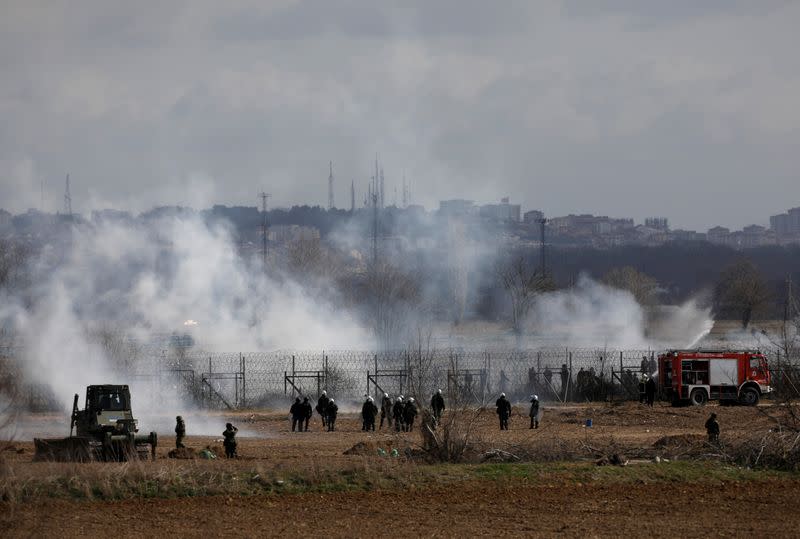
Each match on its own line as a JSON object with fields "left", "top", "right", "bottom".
{"left": 1, "top": 210, "right": 717, "bottom": 432}
{"left": 527, "top": 275, "right": 713, "bottom": 350}
{"left": 0, "top": 214, "right": 371, "bottom": 434}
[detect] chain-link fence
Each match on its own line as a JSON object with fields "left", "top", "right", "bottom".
{"left": 5, "top": 344, "right": 800, "bottom": 411}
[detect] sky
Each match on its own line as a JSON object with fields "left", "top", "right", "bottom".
{"left": 0, "top": 0, "right": 798, "bottom": 231}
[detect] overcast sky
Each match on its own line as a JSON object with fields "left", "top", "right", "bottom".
{"left": 1, "top": 1, "right": 798, "bottom": 231}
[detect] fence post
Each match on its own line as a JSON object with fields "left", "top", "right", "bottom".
{"left": 374, "top": 354, "right": 378, "bottom": 400}
{"left": 568, "top": 351, "right": 573, "bottom": 402}
{"left": 241, "top": 353, "right": 246, "bottom": 408}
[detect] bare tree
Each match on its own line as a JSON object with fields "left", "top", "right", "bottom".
{"left": 714, "top": 258, "right": 771, "bottom": 329}
{"left": 0, "top": 238, "right": 30, "bottom": 292}
{"left": 365, "top": 261, "right": 421, "bottom": 350}
{"left": 602, "top": 266, "right": 659, "bottom": 306}
{"left": 498, "top": 256, "right": 553, "bottom": 336}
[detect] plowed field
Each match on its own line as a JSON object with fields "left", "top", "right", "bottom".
{"left": 3, "top": 401, "right": 799, "bottom": 537}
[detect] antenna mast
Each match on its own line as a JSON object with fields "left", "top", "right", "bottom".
{"left": 259, "top": 191, "right": 271, "bottom": 269}
{"left": 64, "top": 174, "right": 72, "bottom": 217}
{"left": 327, "top": 161, "right": 334, "bottom": 210}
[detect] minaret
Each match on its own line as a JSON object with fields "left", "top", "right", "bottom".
{"left": 327, "top": 161, "right": 334, "bottom": 210}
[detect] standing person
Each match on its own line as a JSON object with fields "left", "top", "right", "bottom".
{"left": 301, "top": 396, "right": 313, "bottom": 431}
{"left": 175, "top": 416, "right": 186, "bottom": 448}
{"left": 222, "top": 423, "right": 238, "bottom": 458}
{"left": 430, "top": 389, "right": 445, "bottom": 424}
{"left": 645, "top": 375, "right": 657, "bottom": 407}
{"left": 316, "top": 391, "right": 330, "bottom": 428}
{"left": 705, "top": 413, "right": 720, "bottom": 443}
{"left": 290, "top": 397, "right": 304, "bottom": 432}
{"left": 393, "top": 396, "right": 405, "bottom": 432}
{"left": 362, "top": 396, "right": 378, "bottom": 431}
{"left": 640, "top": 355, "right": 648, "bottom": 374}
{"left": 638, "top": 374, "right": 647, "bottom": 404}
{"left": 496, "top": 393, "right": 512, "bottom": 430}
{"left": 403, "top": 397, "right": 418, "bottom": 432}
{"left": 380, "top": 393, "right": 393, "bottom": 429}
{"left": 529, "top": 395, "right": 540, "bottom": 429}
{"left": 326, "top": 398, "right": 339, "bottom": 432}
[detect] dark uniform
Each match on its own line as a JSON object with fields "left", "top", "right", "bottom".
{"left": 393, "top": 398, "right": 405, "bottom": 432}
{"left": 362, "top": 397, "right": 378, "bottom": 431}
{"left": 326, "top": 399, "right": 339, "bottom": 432}
{"left": 645, "top": 376, "right": 657, "bottom": 407}
{"left": 290, "top": 397, "right": 304, "bottom": 432}
{"left": 301, "top": 397, "right": 313, "bottom": 431}
{"left": 380, "top": 394, "right": 393, "bottom": 429}
{"left": 638, "top": 375, "right": 647, "bottom": 404}
{"left": 705, "top": 413, "right": 720, "bottom": 443}
{"left": 403, "top": 398, "right": 418, "bottom": 432}
{"left": 223, "top": 423, "right": 238, "bottom": 458}
{"left": 175, "top": 416, "right": 186, "bottom": 448}
{"left": 430, "top": 391, "right": 445, "bottom": 423}
{"left": 496, "top": 394, "right": 512, "bottom": 430}
{"left": 316, "top": 392, "right": 330, "bottom": 427}
{"left": 529, "top": 396, "right": 540, "bottom": 429}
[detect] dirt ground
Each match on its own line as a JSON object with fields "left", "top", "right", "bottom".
{"left": 3, "top": 400, "right": 799, "bottom": 537}
{"left": 5, "top": 477, "right": 800, "bottom": 538}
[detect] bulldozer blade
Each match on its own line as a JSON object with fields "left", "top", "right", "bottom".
{"left": 34, "top": 437, "right": 94, "bottom": 462}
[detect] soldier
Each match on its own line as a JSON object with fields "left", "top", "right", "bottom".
{"left": 496, "top": 392, "right": 512, "bottom": 430}
{"left": 175, "top": 415, "right": 186, "bottom": 448}
{"left": 705, "top": 413, "right": 720, "bottom": 443}
{"left": 529, "top": 395, "right": 540, "bottom": 429}
{"left": 393, "top": 395, "right": 405, "bottom": 432}
{"left": 380, "top": 393, "right": 393, "bottom": 429}
{"left": 430, "top": 389, "right": 445, "bottom": 424}
{"left": 316, "top": 390, "right": 330, "bottom": 428}
{"left": 223, "top": 422, "right": 238, "bottom": 458}
{"left": 362, "top": 396, "right": 378, "bottom": 431}
{"left": 290, "top": 397, "right": 304, "bottom": 432}
{"left": 403, "top": 397, "right": 418, "bottom": 431}
{"left": 301, "top": 396, "right": 313, "bottom": 431}
{"left": 645, "top": 374, "right": 657, "bottom": 407}
{"left": 326, "top": 398, "right": 339, "bottom": 432}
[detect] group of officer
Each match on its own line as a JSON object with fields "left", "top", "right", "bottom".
{"left": 496, "top": 393, "right": 541, "bottom": 430}
{"left": 174, "top": 416, "right": 239, "bottom": 458}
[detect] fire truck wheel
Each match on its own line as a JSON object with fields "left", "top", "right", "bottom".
{"left": 689, "top": 389, "right": 708, "bottom": 406}
{"left": 739, "top": 387, "right": 759, "bottom": 406}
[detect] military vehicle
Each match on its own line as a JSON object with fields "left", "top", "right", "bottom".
{"left": 34, "top": 384, "right": 158, "bottom": 462}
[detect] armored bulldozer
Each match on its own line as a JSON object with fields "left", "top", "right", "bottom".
{"left": 34, "top": 384, "right": 158, "bottom": 462}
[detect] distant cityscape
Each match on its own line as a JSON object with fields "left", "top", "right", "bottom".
{"left": 2, "top": 197, "right": 799, "bottom": 251}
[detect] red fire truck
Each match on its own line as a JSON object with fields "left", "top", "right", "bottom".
{"left": 658, "top": 349, "right": 772, "bottom": 406}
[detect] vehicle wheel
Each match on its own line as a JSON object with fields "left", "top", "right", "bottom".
{"left": 689, "top": 389, "right": 708, "bottom": 406}
{"left": 740, "top": 387, "right": 759, "bottom": 406}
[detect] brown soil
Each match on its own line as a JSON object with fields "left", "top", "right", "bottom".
{"left": 4, "top": 478, "right": 800, "bottom": 538}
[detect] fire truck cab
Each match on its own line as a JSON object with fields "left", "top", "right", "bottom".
{"left": 658, "top": 349, "right": 772, "bottom": 406}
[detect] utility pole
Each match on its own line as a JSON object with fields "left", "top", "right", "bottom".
{"left": 259, "top": 192, "right": 271, "bottom": 269}
{"left": 64, "top": 174, "right": 72, "bottom": 218}
{"left": 327, "top": 161, "right": 334, "bottom": 210}
{"left": 538, "top": 218, "right": 548, "bottom": 277}
{"left": 350, "top": 179, "right": 355, "bottom": 213}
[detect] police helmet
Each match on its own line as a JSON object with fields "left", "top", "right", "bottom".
{"left": 329, "top": 398, "right": 335, "bottom": 403}
{"left": 500, "top": 392, "right": 506, "bottom": 397}
{"left": 437, "top": 389, "right": 442, "bottom": 394}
